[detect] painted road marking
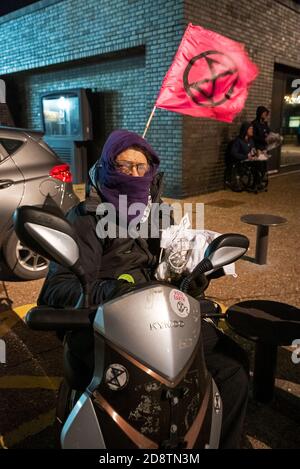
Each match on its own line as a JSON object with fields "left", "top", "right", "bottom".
{"left": 218, "top": 302, "right": 228, "bottom": 314}
{"left": 0, "top": 408, "right": 56, "bottom": 448}
{"left": 0, "top": 303, "right": 62, "bottom": 392}
{"left": 0, "top": 375, "right": 62, "bottom": 390}
{"left": 213, "top": 301, "right": 228, "bottom": 331}
{"left": 13, "top": 304, "right": 36, "bottom": 320}
{"left": 0, "top": 304, "right": 36, "bottom": 338}
{"left": 0, "top": 302, "right": 61, "bottom": 447}
{"left": 0, "top": 311, "right": 17, "bottom": 338}
{"left": 0, "top": 376, "right": 62, "bottom": 446}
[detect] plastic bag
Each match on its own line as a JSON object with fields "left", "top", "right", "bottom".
{"left": 266, "top": 132, "right": 283, "bottom": 151}
{"left": 155, "top": 214, "right": 236, "bottom": 282}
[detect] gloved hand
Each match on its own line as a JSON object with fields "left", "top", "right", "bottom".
{"left": 186, "top": 274, "right": 209, "bottom": 298}
{"left": 91, "top": 278, "right": 135, "bottom": 305}
{"left": 206, "top": 267, "right": 225, "bottom": 280}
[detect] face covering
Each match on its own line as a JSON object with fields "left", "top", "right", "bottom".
{"left": 89, "top": 130, "right": 160, "bottom": 222}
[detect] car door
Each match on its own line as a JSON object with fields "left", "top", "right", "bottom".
{"left": 0, "top": 142, "right": 25, "bottom": 239}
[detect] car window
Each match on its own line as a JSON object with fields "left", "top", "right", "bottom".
{"left": 0, "top": 138, "right": 24, "bottom": 156}
{"left": 0, "top": 143, "right": 9, "bottom": 163}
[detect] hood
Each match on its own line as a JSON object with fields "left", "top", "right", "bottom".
{"left": 256, "top": 106, "right": 269, "bottom": 120}
{"left": 239, "top": 121, "right": 253, "bottom": 139}
{"left": 88, "top": 130, "right": 161, "bottom": 224}
{"left": 89, "top": 129, "right": 160, "bottom": 189}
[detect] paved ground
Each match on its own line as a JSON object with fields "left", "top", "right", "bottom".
{"left": 0, "top": 171, "right": 299, "bottom": 449}
{"left": 281, "top": 144, "right": 300, "bottom": 165}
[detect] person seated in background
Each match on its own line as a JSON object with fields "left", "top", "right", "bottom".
{"left": 227, "top": 122, "right": 266, "bottom": 192}
{"left": 228, "top": 122, "right": 256, "bottom": 164}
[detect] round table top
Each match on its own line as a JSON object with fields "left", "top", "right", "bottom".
{"left": 241, "top": 214, "right": 287, "bottom": 227}
{"left": 226, "top": 300, "right": 300, "bottom": 345}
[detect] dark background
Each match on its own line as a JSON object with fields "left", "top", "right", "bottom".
{"left": 0, "top": 1, "right": 41, "bottom": 16}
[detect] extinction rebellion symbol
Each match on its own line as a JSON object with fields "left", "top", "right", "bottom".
{"left": 183, "top": 50, "right": 239, "bottom": 107}
{"left": 105, "top": 363, "right": 129, "bottom": 391}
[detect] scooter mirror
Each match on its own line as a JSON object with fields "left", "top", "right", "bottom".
{"left": 180, "top": 233, "right": 249, "bottom": 293}
{"left": 13, "top": 205, "right": 81, "bottom": 270}
{"left": 204, "top": 233, "right": 249, "bottom": 272}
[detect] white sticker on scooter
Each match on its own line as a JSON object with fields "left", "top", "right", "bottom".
{"left": 105, "top": 364, "right": 129, "bottom": 391}
{"left": 169, "top": 289, "right": 190, "bottom": 318}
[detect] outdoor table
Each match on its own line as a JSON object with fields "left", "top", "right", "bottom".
{"left": 226, "top": 300, "right": 300, "bottom": 403}
{"left": 240, "top": 214, "right": 287, "bottom": 265}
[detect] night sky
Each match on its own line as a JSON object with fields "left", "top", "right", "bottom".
{"left": 1, "top": 0, "right": 300, "bottom": 18}
{"left": 0, "top": 0, "right": 42, "bottom": 16}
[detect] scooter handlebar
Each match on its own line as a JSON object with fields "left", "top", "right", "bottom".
{"left": 25, "top": 306, "right": 96, "bottom": 331}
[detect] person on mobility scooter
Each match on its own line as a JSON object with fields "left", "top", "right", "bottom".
{"left": 36, "top": 130, "right": 249, "bottom": 449}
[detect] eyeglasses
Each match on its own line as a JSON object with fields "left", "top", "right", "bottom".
{"left": 114, "top": 161, "right": 149, "bottom": 176}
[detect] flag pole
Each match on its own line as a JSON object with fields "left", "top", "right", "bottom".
{"left": 142, "top": 105, "right": 157, "bottom": 138}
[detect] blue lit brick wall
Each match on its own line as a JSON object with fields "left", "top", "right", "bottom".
{"left": 1, "top": 0, "right": 299, "bottom": 197}
{"left": 0, "top": 0, "right": 185, "bottom": 197}
{"left": 17, "top": 54, "right": 147, "bottom": 139}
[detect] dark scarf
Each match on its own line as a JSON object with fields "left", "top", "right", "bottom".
{"left": 89, "top": 130, "right": 160, "bottom": 222}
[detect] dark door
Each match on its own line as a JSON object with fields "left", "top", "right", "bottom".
{"left": 86, "top": 91, "right": 106, "bottom": 170}
{"left": 270, "top": 71, "right": 285, "bottom": 171}
{"left": 271, "top": 65, "right": 300, "bottom": 171}
{"left": 86, "top": 90, "right": 119, "bottom": 171}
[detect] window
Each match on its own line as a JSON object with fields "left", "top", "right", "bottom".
{"left": 0, "top": 138, "right": 24, "bottom": 155}
{"left": 0, "top": 143, "right": 7, "bottom": 162}
{"left": 42, "top": 94, "right": 80, "bottom": 137}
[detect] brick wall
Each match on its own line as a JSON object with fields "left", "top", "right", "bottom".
{"left": 10, "top": 52, "right": 147, "bottom": 146}
{"left": 0, "top": 0, "right": 185, "bottom": 196}
{"left": 0, "top": 103, "right": 14, "bottom": 126}
{"left": 182, "top": 0, "right": 300, "bottom": 196}
{"left": 0, "top": 0, "right": 299, "bottom": 197}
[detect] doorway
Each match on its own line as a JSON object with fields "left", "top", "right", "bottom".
{"left": 271, "top": 64, "right": 300, "bottom": 171}
{"left": 85, "top": 90, "right": 120, "bottom": 171}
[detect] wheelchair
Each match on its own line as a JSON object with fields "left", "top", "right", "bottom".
{"left": 224, "top": 160, "right": 268, "bottom": 193}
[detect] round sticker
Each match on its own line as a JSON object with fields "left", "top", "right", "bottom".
{"left": 169, "top": 289, "right": 190, "bottom": 318}
{"left": 105, "top": 364, "right": 129, "bottom": 391}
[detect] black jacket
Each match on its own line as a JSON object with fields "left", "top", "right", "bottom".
{"left": 252, "top": 106, "right": 270, "bottom": 150}
{"left": 38, "top": 173, "right": 167, "bottom": 308}
{"left": 227, "top": 122, "right": 255, "bottom": 163}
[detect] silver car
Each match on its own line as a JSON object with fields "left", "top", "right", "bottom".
{"left": 0, "top": 126, "right": 79, "bottom": 280}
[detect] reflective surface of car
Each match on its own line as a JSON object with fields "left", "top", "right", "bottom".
{"left": 0, "top": 126, "right": 79, "bottom": 279}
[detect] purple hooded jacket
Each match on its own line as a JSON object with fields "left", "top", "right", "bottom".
{"left": 89, "top": 130, "right": 160, "bottom": 221}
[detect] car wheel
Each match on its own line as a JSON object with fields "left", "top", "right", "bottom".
{"left": 3, "top": 230, "right": 49, "bottom": 280}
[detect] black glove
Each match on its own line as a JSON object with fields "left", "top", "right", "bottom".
{"left": 206, "top": 267, "right": 225, "bottom": 280}
{"left": 90, "top": 278, "right": 135, "bottom": 305}
{"left": 186, "top": 274, "right": 209, "bottom": 298}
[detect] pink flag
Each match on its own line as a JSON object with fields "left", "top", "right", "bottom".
{"left": 155, "top": 24, "right": 259, "bottom": 123}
